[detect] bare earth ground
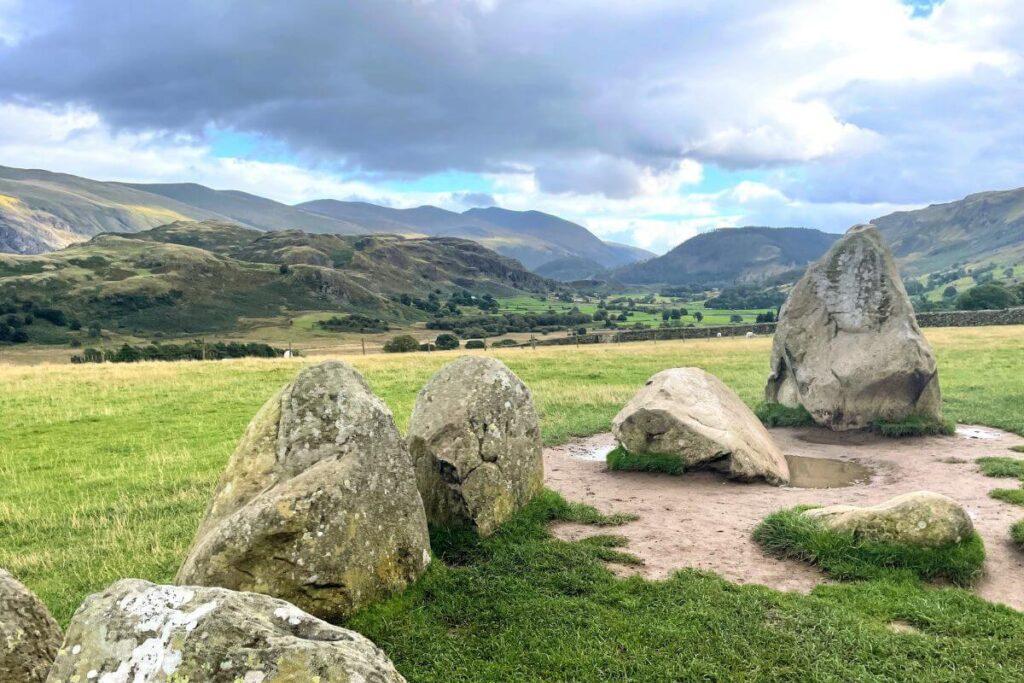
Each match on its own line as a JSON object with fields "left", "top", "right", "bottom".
{"left": 547, "top": 426, "right": 1024, "bottom": 610}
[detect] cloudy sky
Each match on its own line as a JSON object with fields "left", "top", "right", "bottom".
{"left": 0, "top": 0, "right": 1021, "bottom": 253}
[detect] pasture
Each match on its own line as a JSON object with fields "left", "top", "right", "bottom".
{"left": 3, "top": 326, "right": 1024, "bottom": 680}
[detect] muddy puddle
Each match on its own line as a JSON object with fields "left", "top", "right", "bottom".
{"left": 783, "top": 453, "right": 872, "bottom": 488}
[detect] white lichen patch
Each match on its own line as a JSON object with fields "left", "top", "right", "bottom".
{"left": 273, "top": 604, "right": 306, "bottom": 626}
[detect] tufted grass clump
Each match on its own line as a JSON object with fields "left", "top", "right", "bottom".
{"left": 753, "top": 507, "right": 986, "bottom": 586}
{"left": 991, "top": 489, "right": 1024, "bottom": 506}
{"left": 978, "top": 457, "right": 1024, "bottom": 480}
{"left": 870, "top": 414, "right": 956, "bottom": 439}
{"left": 1012, "top": 445, "right": 1024, "bottom": 454}
{"left": 1012, "top": 520, "right": 1024, "bottom": 549}
{"left": 755, "top": 402, "right": 816, "bottom": 427}
{"left": 605, "top": 446, "right": 684, "bottom": 475}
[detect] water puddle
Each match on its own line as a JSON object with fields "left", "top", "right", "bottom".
{"left": 784, "top": 453, "right": 872, "bottom": 488}
{"left": 561, "top": 442, "right": 616, "bottom": 461}
{"left": 956, "top": 426, "right": 1001, "bottom": 441}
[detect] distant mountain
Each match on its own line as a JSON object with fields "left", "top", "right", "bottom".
{"left": 0, "top": 220, "right": 552, "bottom": 335}
{"left": 0, "top": 166, "right": 225, "bottom": 253}
{"left": 121, "top": 183, "right": 365, "bottom": 236}
{"left": 871, "top": 187, "right": 1024, "bottom": 275}
{"left": 613, "top": 227, "right": 840, "bottom": 286}
{"left": 0, "top": 166, "right": 653, "bottom": 275}
{"left": 297, "top": 200, "right": 654, "bottom": 271}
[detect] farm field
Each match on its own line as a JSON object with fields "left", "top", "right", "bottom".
{"left": 497, "top": 294, "right": 776, "bottom": 328}
{"left": 2, "top": 326, "right": 1024, "bottom": 680}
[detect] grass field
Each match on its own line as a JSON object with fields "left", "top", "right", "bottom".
{"left": 3, "top": 326, "right": 1024, "bottom": 680}
{"left": 497, "top": 294, "right": 775, "bottom": 328}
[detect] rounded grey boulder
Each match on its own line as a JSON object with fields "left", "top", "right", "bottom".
{"left": 804, "top": 491, "right": 973, "bottom": 547}
{"left": 46, "top": 579, "right": 406, "bottom": 683}
{"left": 177, "top": 360, "right": 431, "bottom": 621}
{"left": 766, "top": 224, "right": 943, "bottom": 431}
{"left": 408, "top": 356, "right": 543, "bottom": 536}
{"left": 0, "top": 569, "right": 61, "bottom": 683}
{"left": 612, "top": 367, "right": 790, "bottom": 485}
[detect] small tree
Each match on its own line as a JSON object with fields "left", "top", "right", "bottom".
{"left": 694, "top": 311, "right": 704, "bottom": 323}
{"left": 943, "top": 285, "right": 958, "bottom": 299}
{"left": 383, "top": 335, "right": 420, "bottom": 353}
{"left": 435, "top": 333, "right": 460, "bottom": 350}
{"left": 465, "top": 339, "right": 486, "bottom": 349}
{"left": 730, "top": 314, "right": 743, "bottom": 323}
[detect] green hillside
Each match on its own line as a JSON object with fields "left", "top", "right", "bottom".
{"left": 872, "top": 187, "right": 1024, "bottom": 275}
{"left": 613, "top": 227, "right": 840, "bottom": 286}
{"left": 0, "top": 221, "right": 553, "bottom": 339}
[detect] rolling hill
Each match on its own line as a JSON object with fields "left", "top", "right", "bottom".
{"left": 0, "top": 166, "right": 653, "bottom": 275}
{"left": 612, "top": 227, "right": 840, "bottom": 286}
{"left": 296, "top": 200, "right": 654, "bottom": 271}
{"left": 871, "top": 187, "right": 1024, "bottom": 275}
{"left": 0, "top": 220, "right": 554, "bottom": 336}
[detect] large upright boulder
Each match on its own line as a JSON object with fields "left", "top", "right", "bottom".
{"left": 46, "top": 579, "right": 406, "bottom": 683}
{"left": 804, "top": 491, "right": 973, "bottom": 547}
{"left": 612, "top": 368, "right": 790, "bottom": 485}
{"left": 408, "top": 356, "right": 543, "bottom": 536}
{"left": 765, "top": 224, "right": 942, "bottom": 431}
{"left": 0, "top": 569, "right": 61, "bottom": 683}
{"left": 177, "top": 361, "right": 431, "bottom": 621}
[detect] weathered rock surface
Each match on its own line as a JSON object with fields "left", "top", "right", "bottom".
{"left": 612, "top": 367, "right": 790, "bottom": 485}
{"left": 0, "top": 569, "right": 61, "bottom": 683}
{"left": 765, "top": 224, "right": 942, "bottom": 431}
{"left": 408, "top": 356, "right": 543, "bottom": 536}
{"left": 177, "top": 360, "right": 430, "bottom": 620}
{"left": 804, "top": 491, "right": 973, "bottom": 547}
{"left": 46, "top": 579, "right": 406, "bottom": 683}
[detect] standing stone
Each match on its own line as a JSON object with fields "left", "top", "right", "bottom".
{"left": 47, "top": 579, "right": 406, "bottom": 683}
{"left": 612, "top": 367, "right": 790, "bottom": 484}
{"left": 177, "top": 361, "right": 430, "bottom": 621}
{"left": 0, "top": 569, "right": 61, "bottom": 683}
{"left": 803, "top": 491, "right": 973, "bottom": 547}
{"left": 765, "top": 224, "right": 942, "bottom": 431}
{"left": 408, "top": 356, "right": 543, "bottom": 536}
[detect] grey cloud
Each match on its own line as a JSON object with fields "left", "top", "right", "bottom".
{"left": 453, "top": 192, "right": 496, "bottom": 208}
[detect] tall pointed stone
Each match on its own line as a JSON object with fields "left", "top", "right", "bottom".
{"left": 765, "top": 224, "right": 942, "bottom": 431}
{"left": 177, "top": 361, "right": 431, "bottom": 620}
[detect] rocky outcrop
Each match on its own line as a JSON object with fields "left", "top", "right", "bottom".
{"left": 177, "top": 360, "right": 431, "bottom": 620}
{"left": 766, "top": 224, "right": 943, "bottom": 431}
{"left": 0, "top": 569, "right": 61, "bottom": 683}
{"left": 804, "top": 491, "right": 973, "bottom": 547}
{"left": 46, "top": 579, "right": 406, "bottom": 683}
{"left": 408, "top": 356, "right": 544, "bottom": 536}
{"left": 612, "top": 367, "right": 790, "bottom": 485}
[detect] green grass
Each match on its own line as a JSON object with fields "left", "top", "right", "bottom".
{"left": 1012, "top": 520, "right": 1024, "bottom": 549}
{"left": 990, "top": 489, "right": 1024, "bottom": 506}
{"left": 1011, "top": 445, "right": 1024, "bottom": 454}
{"left": 3, "top": 328, "right": 1024, "bottom": 679}
{"left": 756, "top": 402, "right": 816, "bottom": 427}
{"left": 605, "top": 446, "right": 684, "bottom": 475}
{"left": 753, "top": 507, "right": 986, "bottom": 586}
{"left": 870, "top": 414, "right": 956, "bottom": 438}
{"left": 342, "top": 493, "right": 1024, "bottom": 682}
{"left": 977, "top": 457, "right": 1024, "bottom": 479}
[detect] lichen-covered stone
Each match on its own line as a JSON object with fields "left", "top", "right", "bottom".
{"left": 46, "top": 579, "right": 406, "bottom": 683}
{"left": 177, "top": 360, "right": 430, "bottom": 620}
{"left": 804, "top": 491, "right": 973, "bottom": 547}
{"left": 0, "top": 569, "right": 61, "bottom": 683}
{"left": 765, "top": 224, "right": 942, "bottom": 431}
{"left": 408, "top": 356, "right": 543, "bottom": 536}
{"left": 612, "top": 367, "right": 790, "bottom": 485}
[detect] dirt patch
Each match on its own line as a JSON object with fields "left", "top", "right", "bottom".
{"left": 546, "top": 426, "right": 1024, "bottom": 610}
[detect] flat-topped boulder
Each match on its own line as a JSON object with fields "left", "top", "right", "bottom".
{"left": 765, "top": 224, "right": 942, "bottom": 431}
{"left": 46, "top": 579, "right": 406, "bottom": 683}
{"left": 804, "top": 491, "right": 973, "bottom": 547}
{"left": 612, "top": 367, "right": 790, "bottom": 485}
{"left": 177, "top": 360, "right": 431, "bottom": 620}
{"left": 0, "top": 569, "right": 61, "bottom": 683}
{"left": 408, "top": 356, "right": 543, "bottom": 536}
